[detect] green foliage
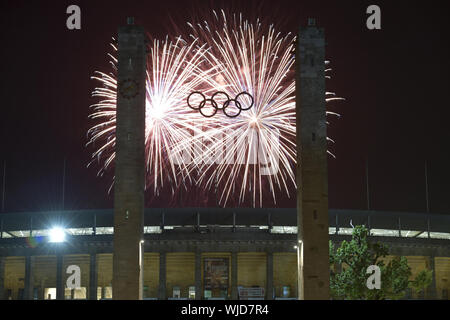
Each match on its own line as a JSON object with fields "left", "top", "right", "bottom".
{"left": 380, "top": 256, "right": 412, "bottom": 300}
{"left": 329, "top": 225, "right": 432, "bottom": 300}
{"left": 409, "top": 269, "right": 433, "bottom": 294}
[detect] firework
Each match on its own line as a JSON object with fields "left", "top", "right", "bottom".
{"left": 87, "top": 36, "right": 212, "bottom": 195}
{"left": 186, "top": 11, "right": 296, "bottom": 207}
{"left": 88, "top": 10, "right": 343, "bottom": 207}
{"left": 185, "top": 10, "right": 344, "bottom": 207}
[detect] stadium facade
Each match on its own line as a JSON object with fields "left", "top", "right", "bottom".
{"left": 0, "top": 208, "right": 449, "bottom": 300}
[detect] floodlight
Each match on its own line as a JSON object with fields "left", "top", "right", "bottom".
{"left": 49, "top": 227, "right": 66, "bottom": 243}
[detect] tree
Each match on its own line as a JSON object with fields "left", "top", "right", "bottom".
{"left": 329, "top": 225, "right": 432, "bottom": 300}
{"left": 410, "top": 269, "right": 434, "bottom": 297}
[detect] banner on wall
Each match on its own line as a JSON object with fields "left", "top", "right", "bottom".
{"left": 203, "top": 258, "right": 229, "bottom": 296}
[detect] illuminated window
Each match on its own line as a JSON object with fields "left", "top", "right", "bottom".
{"left": 270, "top": 226, "right": 297, "bottom": 234}
{"left": 337, "top": 228, "right": 353, "bottom": 235}
{"left": 144, "top": 226, "right": 161, "bottom": 234}
{"left": 430, "top": 232, "right": 450, "bottom": 240}
{"left": 74, "top": 288, "right": 87, "bottom": 299}
{"left": 189, "top": 286, "right": 196, "bottom": 299}
{"left": 66, "top": 228, "right": 93, "bottom": 236}
{"left": 44, "top": 288, "right": 56, "bottom": 300}
{"left": 9, "top": 231, "right": 30, "bottom": 238}
{"left": 96, "top": 227, "right": 114, "bottom": 235}
{"left": 104, "top": 286, "right": 113, "bottom": 299}
{"left": 64, "top": 287, "right": 87, "bottom": 300}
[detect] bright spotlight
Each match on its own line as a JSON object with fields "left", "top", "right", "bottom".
{"left": 49, "top": 227, "right": 66, "bottom": 243}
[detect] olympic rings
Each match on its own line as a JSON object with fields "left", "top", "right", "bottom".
{"left": 187, "top": 91, "right": 254, "bottom": 118}
{"left": 199, "top": 99, "right": 218, "bottom": 118}
{"left": 187, "top": 92, "right": 205, "bottom": 110}
{"left": 235, "top": 92, "right": 254, "bottom": 111}
{"left": 223, "top": 99, "right": 242, "bottom": 118}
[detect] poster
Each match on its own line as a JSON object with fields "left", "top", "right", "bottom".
{"left": 203, "top": 258, "right": 229, "bottom": 294}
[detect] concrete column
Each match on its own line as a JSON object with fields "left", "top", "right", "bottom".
{"left": 231, "top": 252, "right": 238, "bottom": 300}
{"left": 56, "top": 254, "right": 64, "bottom": 300}
{"left": 428, "top": 255, "right": 437, "bottom": 299}
{"left": 38, "top": 279, "right": 45, "bottom": 300}
{"left": 295, "top": 20, "right": 330, "bottom": 300}
{"left": 158, "top": 252, "right": 166, "bottom": 300}
{"left": 0, "top": 256, "right": 5, "bottom": 300}
{"left": 266, "top": 252, "right": 274, "bottom": 300}
{"left": 112, "top": 18, "right": 147, "bottom": 300}
{"left": 195, "top": 251, "right": 202, "bottom": 300}
{"left": 89, "top": 253, "right": 98, "bottom": 300}
{"left": 24, "top": 255, "right": 35, "bottom": 300}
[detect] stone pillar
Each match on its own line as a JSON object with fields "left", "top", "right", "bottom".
{"left": 56, "top": 254, "right": 64, "bottom": 300}
{"left": 231, "top": 252, "right": 238, "bottom": 300}
{"left": 0, "top": 256, "right": 5, "bottom": 300}
{"left": 195, "top": 251, "right": 202, "bottom": 300}
{"left": 38, "top": 279, "right": 45, "bottom": 300}
{"left": 24, "top": 255, "right": 35, "bottom": 300}
{"left": 158, "top": 252, "right": 166, "bottom": 300}
{"left": 89, "top": 253, "right": 98, "bottom": 300}
{"left": 295, "top": 20, "right": 330, "bottom": 300}
{"left": 266, "top": 252, "right": 274, "bottom": 300}
{"left": 428, "top": 255, "right": 437, "bottom": 299}
{"left": 112, "top": 18, "right": 147, "bottom": 300}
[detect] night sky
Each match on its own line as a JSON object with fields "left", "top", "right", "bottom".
{"left": 0, "top": 0, "right": 449, "bottom": 214}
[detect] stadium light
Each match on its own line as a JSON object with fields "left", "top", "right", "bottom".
{"left": 49, "top": 227, "right": 66, "bottom": 243}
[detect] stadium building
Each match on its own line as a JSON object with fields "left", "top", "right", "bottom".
{"left": 0, "top": 208, "right": 449, "bottom": 300}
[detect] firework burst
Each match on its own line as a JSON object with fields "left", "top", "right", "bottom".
{"left": 88, "top": 10, "right": 343, "bottom": 207}
{"left": 187, "top": 11, "right": 296, "bottom": 207}
{"left": 87, "top": 36, "right": 212, "bottom": 195}
{"left": 185, "top": 10, "right": 344, "bottom": 207}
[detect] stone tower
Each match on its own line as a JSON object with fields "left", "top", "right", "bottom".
{"left": 113, "top": 18, "right": 147, "bottom": 300}
{"left": 295, "top": 19, "right": 330, "bottom": 300}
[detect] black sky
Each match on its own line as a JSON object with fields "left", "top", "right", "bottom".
{"left": 0, "top": 0, "right": 449, "bottom": 214}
